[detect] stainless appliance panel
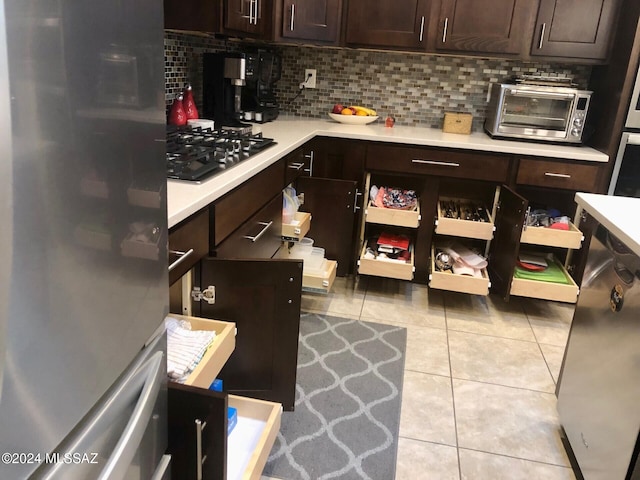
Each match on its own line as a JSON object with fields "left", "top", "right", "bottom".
{"left": 626, "top": 64, "right": 640, "bottom": 129}
{"left": 557, "top": 227, "right": 640, "bottom": 479}
{"left": 0, "top": 0, "right": 168, "bottom": 477}
{"left": 608, "top": 132, "right": 640, "bottom": 197}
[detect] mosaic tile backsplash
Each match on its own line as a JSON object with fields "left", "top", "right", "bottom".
{"left": 165, "top": 32, "right": 591, "bottom": 131}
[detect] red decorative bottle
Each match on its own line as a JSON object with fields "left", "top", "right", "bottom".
{"left": 168, "top": 93, "right": 187, "bottom": 126}
{"left": 183, "top": 84, "right": 199, "bottom": 120}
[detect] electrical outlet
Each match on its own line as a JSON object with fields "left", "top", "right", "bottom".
{"left": 305, "top": 69, "right": 317, "bottom": 89}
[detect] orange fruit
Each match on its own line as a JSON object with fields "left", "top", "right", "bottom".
{"left": 355, "top": 110, "right": 367, "bottom": 116}
{"left": 341, "top": 108, "right": 353, "bottom": 115}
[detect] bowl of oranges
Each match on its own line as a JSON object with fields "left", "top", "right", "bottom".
{"left": 329, "top": 104, "right": 379, "bottom": 125}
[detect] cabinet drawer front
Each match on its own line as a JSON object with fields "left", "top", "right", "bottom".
{"left": 282, "top": 211, "right": 311, "bottom": 240}
{"left": 365, "top": 201, "right": 421, "bottom": 228}
{"left": 215, "top": 193, "right": 283, "bottom": 259}
{"left": 521, "top": 222, "right": 584, "bottom": 249}
{"left": 303, "top": 259, "right": 338, "bottom": 293}
{"left": 168, "top": 209, "right": 209, "bottom": 285}
{"left": 510, "top": 266, "right": 578, "bottom": 303}
{"left": 213, "top": 161, "right": 285, "bottom": 246}
{"left": 429, "top": 246, "right": 490, "bottom": 295}
{"left": 367, "top": 145, "right": 510, "bottom": 182}
{"left": 358, "top": 245, "right": 415, "bottom": 281}
{"left": 436, "top": 197, "right": 495, "bottom": 240}
{"left": 516, "top": 158, "right": 599, "bottom": 191}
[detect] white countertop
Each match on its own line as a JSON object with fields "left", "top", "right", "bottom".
{"left": 575, "top": 193, "right": 640, "bottom": 257}
{"left": 168, "top": 117, "right": 609, "bottom": 228}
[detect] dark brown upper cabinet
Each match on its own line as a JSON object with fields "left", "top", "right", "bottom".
{"left": 344, "top": 0, "right": 431, "bottom": 50}
{"left": 223, "top": 0, "right": 273, "bottom": 39}
{"left": 276, "top": 0, "right": 342, "bottom": 44}
{"left": 432, "top": 0, "right": 536, "bottom": 54}
{"left": 531, "top": 0, "right": 621, "bottom": 60}
{"left": 164, "top": 0, "right": 222, "bottom": 33}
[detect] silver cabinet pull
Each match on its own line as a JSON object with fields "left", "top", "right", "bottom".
{"left": 243, "top": 221, "right": 273, "bottom": 242}
{"left": 442, "top": 17, "right": 449, "bottom": 43}
{"left": 288, "top": 162, "right": 305, "bottom": 170}
{"left": 419, "top": 16, "right": 425, "bottom": 42}
{"left": 544, "top": 172, "right": 571, "bottom": 178}
{"left": 303, "top": 151, "right": 314, "bottom": 176}
{"left": 412, "top": 159, "right": 460, "bottom": 167}
{"left": 250, "top": 0, "right": 256, "bottom": 24}
{"left": 168, "top": 248, "right": 194, "bottom": 272}
{"left": 195, "top": 419, "right": 208, "bottom": 480}
{"left": 242, "top": 0, "right": 252, "bottom": 20}
{"left": 354, "top": 189, "right": 363, "bottom": 213}
{"left": 254, "top": 0, "right": 260, "bottom": 24}
{"left": 290, "top": 4, "right": 295, "bottom": 31}
{"left": 538, "top": 22, "right": 546, "bottom": 49}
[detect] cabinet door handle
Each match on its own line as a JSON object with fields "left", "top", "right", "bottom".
{"left": 419, "top": 16, "right": 425, "bottom": 42}
{"left": 412, "top": 159, "right": 460, "bottom": 167}
{"left": 544, "top": 172, "right": 571, "bottom": 179}
{"left": 538, "top": 22, "right": 546, "bottom": 49}
{"left": 195, "top": 419, "right": 207, "bottom": 480}
{"left": 354, "top": 190, "right": 363, "bottom": 213}
{"left": 243, "top": 221, "right": 273, "bottom": 242}
{"left": 254, "top": 0, "right": 260, "bottom": 24}
{"left": 442, "top": 17, "right": 449, "bottom": 43}
{"left": 168, "top": 248, "right": 194, "bottom": 272}
{"left": 250, "top": 0, "right": 256, "bottom": 24}
{"left": 288, "top": 162, "right": 305, "bottom": 170}
{"left": 303, "top": 151, "right": 314, "bottom": 176}
{"left": 290, "top": 4, "right": 295, "bottom": 31}
{"left": 242, "top": 0, "right": 252, "bottom": 20}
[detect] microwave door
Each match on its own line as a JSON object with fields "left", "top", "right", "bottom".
{"left": 608, "top": 132, "right": 640, "bottom": 197}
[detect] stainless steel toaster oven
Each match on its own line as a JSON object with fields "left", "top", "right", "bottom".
{"left": 484, "top": 80, "right": 592, "bottom": 144}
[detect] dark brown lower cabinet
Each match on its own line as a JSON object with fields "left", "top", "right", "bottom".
{"left": 168, "top": 383, "right": 228, "bottom": 480}
{"left": 192, "top": 257, "right": 303, "bottom": 411}
{"left": 296, "top": 176, "right": 358, "bottom": 277}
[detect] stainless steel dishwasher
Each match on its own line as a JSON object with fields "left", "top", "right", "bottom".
{"left": 557, "top": 223, "right": 640, "bottom": 479}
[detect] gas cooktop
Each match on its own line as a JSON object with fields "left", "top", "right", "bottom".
{"left": 166, "top": 125, "right": 276, "bottom": 182}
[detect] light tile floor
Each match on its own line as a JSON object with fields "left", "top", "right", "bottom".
{"left": 263, "top": 276, "right": 577, "bottom": 480}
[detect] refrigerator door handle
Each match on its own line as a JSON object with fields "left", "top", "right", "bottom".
{"left": 98, "top": 351, "right": 165, "bottom": 480}
{"left": 39, "top": 350, "right": 165, "bottom": 480}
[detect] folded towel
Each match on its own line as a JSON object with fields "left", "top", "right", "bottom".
{"left": 165, "top": 316, "right": 217, "bottom": 383}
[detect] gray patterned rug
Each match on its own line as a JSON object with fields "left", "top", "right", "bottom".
{"left": 263, "top": 313, "right": 407, "bottom": 480}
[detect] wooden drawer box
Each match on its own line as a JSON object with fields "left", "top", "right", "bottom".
{"left": 303, "top": 259, "right": 337, "bottom": 294}
{"left": 435, "top": 198, "right": 494, "bottom": 240}
{"left": 516, "top": 158, "right": 600, "bottom": 192}
{"left": 510, "top": 257, "right": 579, "bottom": 303}
{"left": 215, "top": 193, "right": 283, "bottom": 260}
{"left": 429, "top": 246, "right": 490, "bottom": 296}
{"left": 520, "top": 222, "right": 584, "bottom": 249}
{"left": 282, "top": 211, "right": 311, "bottom": 240}
{"left": 366, "top": 144, "right": 511, "bottom": 182}
{"left": 169, "top": 208, "right": 210, "bottom": 286}
{"left": 227, "top": 395, "right": 282, "bottom": 480}
{"left": 365, "top": 201, "right": 421, "bottom": 228}
{"left": 358, "top": 245, "right": 415, "bottom": 281}
{"left": 213, "top": 160, "right": 285, "bottom": 247}
{"left": 169, "top": 314, "right": 236, "bottom": 389}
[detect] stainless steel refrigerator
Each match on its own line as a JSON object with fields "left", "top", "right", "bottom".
{"left": 0, "top": 0, "right": 169, "bottom": 478}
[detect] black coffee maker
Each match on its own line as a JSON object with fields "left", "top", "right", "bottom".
{"left": 203, "top": 52, "right": 249, "bottom": 128}
{"left": 242, "top": 51, "right": 281, "bottom": 123}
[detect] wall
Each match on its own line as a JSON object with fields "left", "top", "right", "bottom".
{"left": 165, "top": 32, "right": 592, "bottom": 131}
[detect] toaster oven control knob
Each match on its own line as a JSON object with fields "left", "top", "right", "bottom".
{"left": 571, "top": 128, "right": 581, "bottom": 136}
{"left": 573, "top": 118, "right": 583, "bottom": 127}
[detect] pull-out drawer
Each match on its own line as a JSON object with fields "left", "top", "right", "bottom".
{"left": 358, "top": 244, "right": 415, "bottom": 281}
{"left": 282, "top": 211, "right": 312, "bottom": 240}
{"left": 303, "top": 259, "right": 338, "bottom": 294}
{"left": 365, "top": 202, "right": 421, "bottom": 228}
{"left": 284, "top": 147, "right": 310, "bottom": 186}
{"left": 169, "top": 208, "right": 210, "bottom": 285}
{"left": 168, "top": 314, "right": 236, "bottom": 389}
{"left": 215, "top": 193, "right": 283, "bottom": 260}
{"left": 516, "top": 158, "right": 600, "bottom": 192}
{"left": 227, "top": 395, "right": 282, "bottom": 480}
{"left": 521, "top": 222, "right": 584, "bottom": 249}
{"left": 367, "top": 144, "right": 511, "bottom": 182}
{"left": 510, "top": 255, "right": 579, "bottom": 303}
{"left": 429, "top": 246, "right": 490, "bottom": 296}
{"left": 435, "top": 197, "right": 495, "bottom": 240}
